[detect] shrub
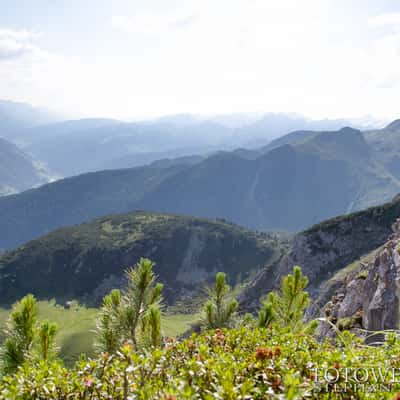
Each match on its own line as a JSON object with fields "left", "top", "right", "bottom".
{"left": 3, "top": 327, "right": 400, "bottom": 399}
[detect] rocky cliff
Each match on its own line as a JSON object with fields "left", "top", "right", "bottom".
{"left": 316, "top": 218, "right": 400, "bottom": 339}
{"left": 239, "top": 195, "right": 400, "bottom": 310}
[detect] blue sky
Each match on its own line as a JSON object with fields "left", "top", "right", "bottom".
{"left": 1, "top": 0, "right": 400, "bottom": 121}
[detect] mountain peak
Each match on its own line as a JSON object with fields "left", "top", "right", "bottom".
{"left": 385, "top": 119, "right": 400, "bottom": 131}
{"left": 338, "top": 126, "right": 362, "bottom": 134}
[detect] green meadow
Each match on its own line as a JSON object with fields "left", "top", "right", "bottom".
{"left": 0, "top": 300, "right": 199, "bottom": 366}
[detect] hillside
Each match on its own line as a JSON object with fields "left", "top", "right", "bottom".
{"left": 0, "top": 137, "right": 50, "bottom": 196}
{"left": 0, "top": 211, "right": 285, "bottom": 306}
{"left": 0, "top": 126, "right": 399, "bottom": 250}
{"left": 0, "top": 164, "right": 185, "bottom": 250}
{"left": 239, "top": 194, "right": 400, "bottom": 309}
{"left": 2, "top": 187, "right": 400, "bottom": 316}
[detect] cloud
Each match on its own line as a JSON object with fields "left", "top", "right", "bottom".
{"left": 0, "top": 29, "right": 43, "bottom": 60}
{"left": 368, "top": 13, "right": 400, "bottom": 27}
{"left": 111, "top": 12, "right": 198, "bottom": 35}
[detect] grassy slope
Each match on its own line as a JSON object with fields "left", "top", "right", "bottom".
{"left": 0, "top": 301, "right": 199, "bottom": 366}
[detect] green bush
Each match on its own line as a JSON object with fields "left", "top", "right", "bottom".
{"left": 2, "top": 327, "right": 400, "bottom": 399}
{"left": 2, "top": 266, "right": 400, "bottom": 399}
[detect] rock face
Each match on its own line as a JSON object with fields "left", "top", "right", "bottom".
{"left": 239, "top": 196, "right": 400, "bottom": 310}
{"left": 317, "top": 219, "right": 400, "bottom": 339}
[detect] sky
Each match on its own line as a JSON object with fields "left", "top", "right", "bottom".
{"left": 0, "top": 0, "right": 400, "bottom": 121}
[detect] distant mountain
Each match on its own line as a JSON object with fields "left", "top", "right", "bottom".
{"left": 5, "top": 110, "right": 373, "bottom": 177}
{"left": 0, "top": 211, "right": 285, "bottom": 306}
{"left": 14, "top": 119, "right": 231, "bottom": 176}
{"left": 0, "top": 164, "right": 184, "bottom": 250}
{"left": 0, "top": 137, "right": 51, "bottom": 196}
{"left": 261, "top": 130, "right": 318, "bottom": 153}
{"left": 139, "top": 127, "right": 399, "bottom": 230}
{"left": 232, "top": 114, "right": 367, "bottom": 148}
{"left": 0, "top": 99, "right": 60, "bottom": 137}
{"left": 16, "top": 118, "right": 120, "bottom": 143}
{"left": 364, "top": 120, "right": 400, "bottom": 179}
{"left": 101, "top": 150, "right": 205, "bottom": 171}
{"left": 0, "top": 125, "right": 398, "bottom": 250}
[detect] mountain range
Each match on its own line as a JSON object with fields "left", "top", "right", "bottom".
{"left": 1, "top": 98, "right": 400, "bottom": 330}
{"left": 1, "top": 190, "right": 400, "bottom": 319}
{"left": 1, "top": 99, "right": 377, "bottom": 177}
{"left": 1, "top": 121, "right": 400, "bottom": 250}
{"left": 0, "top": 99, "right": 60, "bottom": 136}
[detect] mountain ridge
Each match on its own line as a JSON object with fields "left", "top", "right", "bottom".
{"left": 1, "top": 124, "right": 400, "bottom": 249}
{"left": 0, "top": 210, "right": 285, "bottom": 306}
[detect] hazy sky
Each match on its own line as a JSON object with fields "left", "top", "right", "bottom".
{"left": 1, "top": 0, "right": 400, "bottom": 120}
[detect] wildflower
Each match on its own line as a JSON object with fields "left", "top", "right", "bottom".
{"left": 83, "top": 376, "right": 94, "bottom": 387}
{"left": 255, "top": 347, "right": 273, "bottom": 360}
{"left": 333, "top": 362, "right": 340, "bottom": 370}
{"left": 272, "top": 377, "right": 282, "bottom": 391}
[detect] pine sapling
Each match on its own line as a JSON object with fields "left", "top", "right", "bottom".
{"left": 203, "top": 272, "right": 238, "bottom": 329}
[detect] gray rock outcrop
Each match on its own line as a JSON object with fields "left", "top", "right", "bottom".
{"left": 317, "top": 218, "right": 400, "bottom": 339}
{"left": 239, "top": 197, "right": 400, "bottom": 310}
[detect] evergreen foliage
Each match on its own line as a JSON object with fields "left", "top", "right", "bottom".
{"left": 0, "top": 294, "right": 58, "bottom": 374}
{"left": 203, "top": 272, "right": 238, "bottom": 329}
{"left": 95, "top": 289, "right": 122, "bottom": 354}
{"left": 258, "top": 266, "right": 314, "bottom": 332}
{"left": 95, "top": 258, "right": 163, "bottom": 353}
{"left": 257, "top": 301, "right": 274, "bottom": 329}
{"left": 37, "top": 321, "right": 58, "bottom": 362}
{"left": 0, "top": 294, "right": 37, "bottom": 374}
